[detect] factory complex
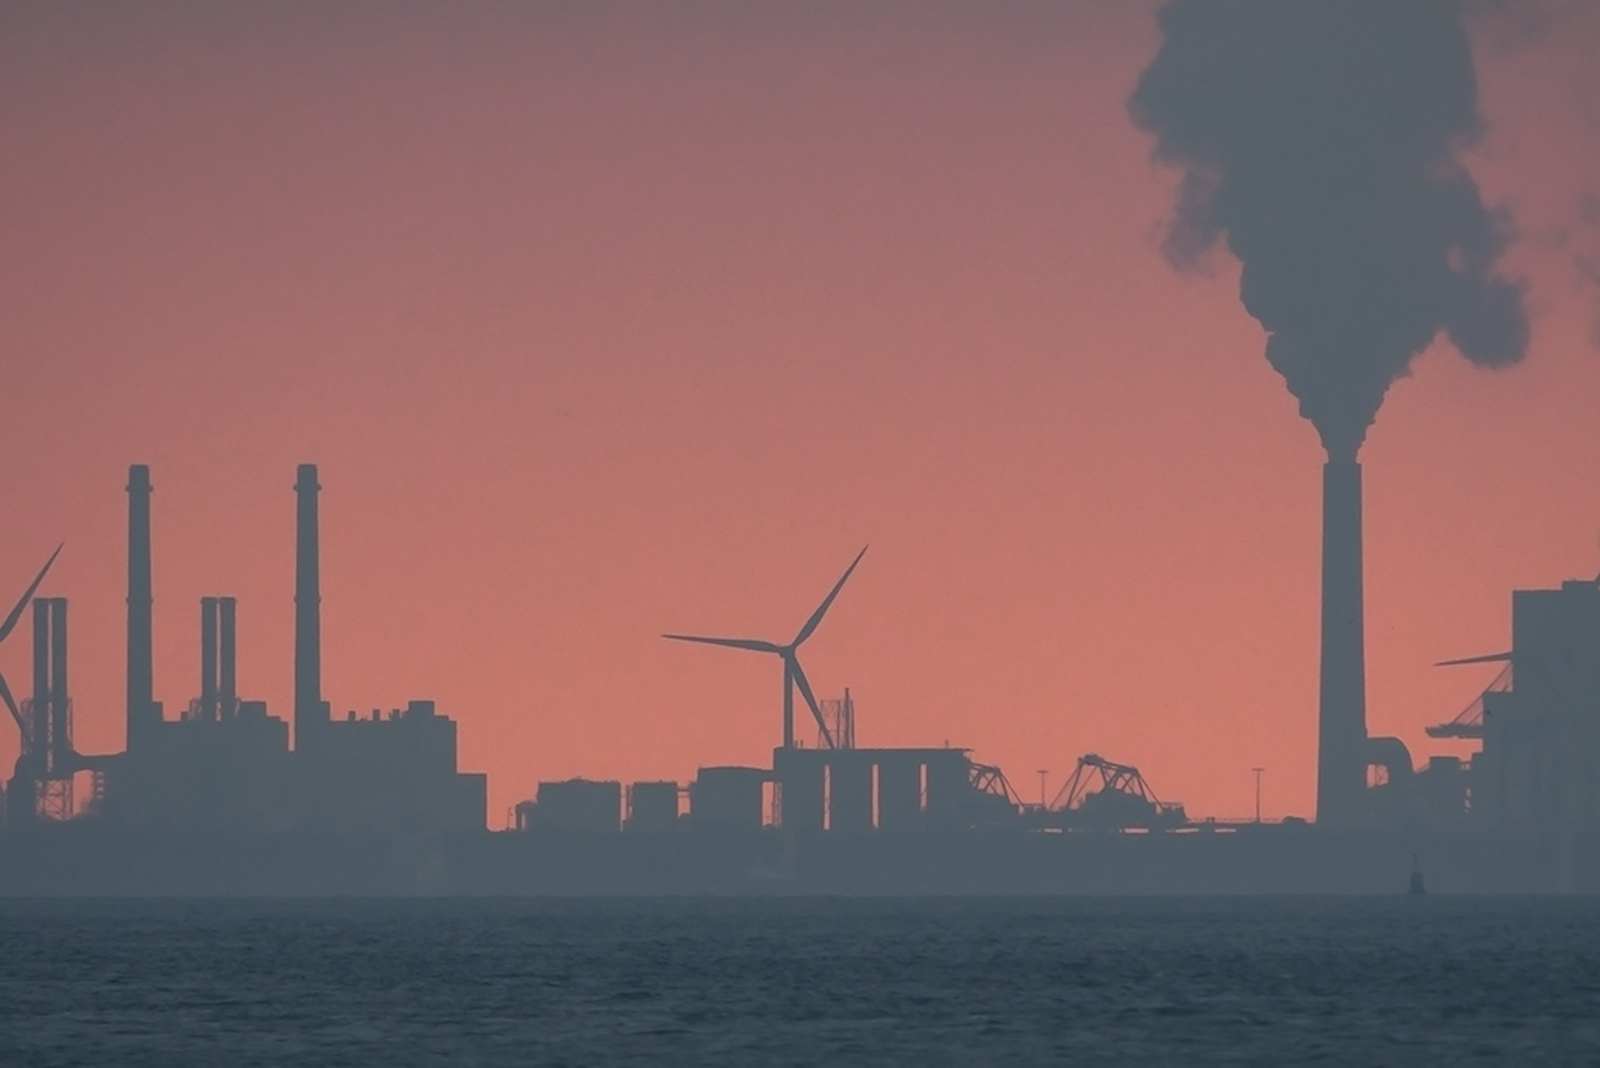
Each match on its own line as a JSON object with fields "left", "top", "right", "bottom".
{"left": 2, "top": 462, "right": 1599, "bottom": 895}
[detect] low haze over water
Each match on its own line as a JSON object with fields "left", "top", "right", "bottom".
{"left": 2, "top": 897, "right": 1597, "bottom": 1066}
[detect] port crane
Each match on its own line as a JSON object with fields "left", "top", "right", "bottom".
{"left": 1044, "top": 752, "right": 1187, "bottom": 830}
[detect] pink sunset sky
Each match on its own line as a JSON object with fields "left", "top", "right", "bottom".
{"left": 2, "top": 1, "right": 1598, "bottom": 822}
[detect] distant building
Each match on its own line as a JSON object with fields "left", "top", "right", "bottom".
{"left": 771, "top": 747, "right": 983, "bottom": 831}
{"left": 1471, "top": 579, "right": 1600, "bottom": 834}
{"left": 625, "top": 781, "right": 679, "bottom": 831}
{"left": 295, "top": 701, "right": 487, "bottom": 834}
{"left": 524, "top": 779, "right": 622, "bottom": 832}
{"left": 37, "top": 463, "right": 489, "bottom": 838}
{"left": 688, "top": 766, "right": 766, "bottom": 830}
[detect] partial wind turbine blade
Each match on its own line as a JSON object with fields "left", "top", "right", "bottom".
{"left": 792, "top": 545, "right": 868, "bottom": 647}
{"left": 788, "top": 656, "right": 836, "bottom": 750}
{"left": 0, "top": 544, "right": 62, "bottom": 645}
{"left": 1434, "top": 651, "right": 1512, "bottom": 667}
{"left": 662, "top": 634, "right": 783, "bottom": 655}
{"left": 0, "top": 672, "right": 26, "bottom": 733}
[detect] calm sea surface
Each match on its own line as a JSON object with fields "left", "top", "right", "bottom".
{"left": 1, "top": 896, "right": 1597, "bottom": 1066}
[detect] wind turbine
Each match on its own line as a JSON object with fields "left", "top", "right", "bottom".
{"left": 665, "top": 546, "right": 867, "bottom": 750}
{"left": 0, "top": 545, "right": 63, "bottom": 738}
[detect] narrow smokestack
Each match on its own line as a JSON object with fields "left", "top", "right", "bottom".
{"left": 1131, "top": 6, "right": 1530, "bottom": 829}
{"left": 50, "top": 598, "right": 67, "bottom": 768}
{"left": 32, "top": 599, "right": 48, "bottom": 761}
{"left": 294, "top": 464, "right": 324, "bottom": 746}
{"left": 126, "top": 465, "right": 156, "bottom": 750}
{"left": 201, "top": 597, "right": 218, "bottom": 722}
{"left": 1317, "top": 453, "right": 1368, "bottom": 826}
{"left": 26, "top": 598, "right": 69, "bottom": 772}
{"left": 219, "top": 597, "right": 237, "bottom": 721}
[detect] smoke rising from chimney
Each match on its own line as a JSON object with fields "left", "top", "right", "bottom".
{"left": 1129, "top": 0, "right": 1530, "bottom": 460}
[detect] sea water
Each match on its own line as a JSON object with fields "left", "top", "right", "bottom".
{"left": 1, "top": 896, "right": 1597, "bottom": 1066}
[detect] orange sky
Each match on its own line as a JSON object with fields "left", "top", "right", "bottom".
{"left": 2, "top": 1, "right": 1598, "bottom": 824}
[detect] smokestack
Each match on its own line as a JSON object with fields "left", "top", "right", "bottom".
{"left": 126, "top": 465, "right": 156, "bottom": 750}
{"left": 220, "top": 597, "right": 237, "bottom": 721}
{"left": 32, "top": 598, "right": 48, "bottom": 764}
{"left": 1317, "top": 454, "right": 1367, "bottom": 825}
{"left": 50, "top": 598, "right": 67, "bottom": 770}
{"left": 29, "top": 598, "right": 68, "bottom": 773}
{"left": 1130, "top": 4, "right": 1531, "bottom": 827}
{"left": 294, "top": 464, "right": 324, "bottom": 746}
{"left": 201, "top": 597, "right": 218, "bottom": 722}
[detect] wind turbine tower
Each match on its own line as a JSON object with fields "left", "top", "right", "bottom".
{"left": 664, "top": 546, "right": 868, "bottom": 751}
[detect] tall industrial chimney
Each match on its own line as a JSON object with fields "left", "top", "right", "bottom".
{"left": 126, "top": 464, "right": 157, "bottom": 751}
{"left": 198, "top": 596, "right": 239, "bottom": 721}
{"left": 32, "top": 598, "right": 49, "bottom": 767}
{"left": 219, "top": 596, "right": 237, "bottom": 720}
{"left": 50, "top": 598, "right": 67, "bottom": 771}
{"left": 294, "top": 464, "right": 325, "bottom": 747}
{"left": 201, "top": 597, "right": 218, "bottom": 721}
{"left": 30, "top": 598, "right": 69, "bottom": 775}
{"left": 1316, "top": 453, "right": 1368, "bottom": 826}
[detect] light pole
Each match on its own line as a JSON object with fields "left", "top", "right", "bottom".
{"left": 1252, "top": 767, "right": 1264, "bottom": 823}
{"left": 1036, "top": 770, "right": 1049, "bottom": 809}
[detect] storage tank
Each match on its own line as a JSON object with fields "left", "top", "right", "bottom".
{"left": 533, "top": 779, "right": 622, "bottom": 832}
{"left": 626, "top": 781, "right": 679, "bottom": 832}
{"left": 690, "top": 766, "right": 765, "bottom": 830}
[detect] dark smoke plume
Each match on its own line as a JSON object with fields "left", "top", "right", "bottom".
{"left": 1130, "top": 0, "right": 1529, "bottom": 459}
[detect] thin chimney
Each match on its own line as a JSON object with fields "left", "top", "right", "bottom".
{"left": 201, "top": 597, "right": 218, "bottom": 721}
{"left": 294, "top": 464, "right": 325, "bottom": 746}
{"left": 1316, "top": 453, "right": 1369, "bottom": 826}
{"left": 219, "top": 597, "right": 237, "bottom": 721}
{"left": 32, "top": 598, "right": 49, "bottom": 764}
{"left": 29, "top": 598, "right": 69, "bottom": 774}
{"left": 50, "top": 598, "right": 67, "bottom": 770}
{"left": 126, "top": 465, "right": 156, "bottom": 750}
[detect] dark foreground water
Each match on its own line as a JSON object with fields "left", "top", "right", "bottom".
{"left": 2, "top": 897, "right": 1598, "bottom": 1066}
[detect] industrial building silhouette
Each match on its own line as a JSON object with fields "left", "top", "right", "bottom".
{"left": 2, "top": 464, "right": 486, "bottom": 838}
{"left": 1, "top": 464, "right": 1599, "bottom": 893}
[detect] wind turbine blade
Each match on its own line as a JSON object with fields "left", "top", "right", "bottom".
{"left": 1434, "top": 651, "right": 1512, "bottom": 667}
{"left": 0, "top": 544, "right": 62, "bottom": 645}
{"left": 662, "top": 634, "right": 783, "bottom": 654}
{"left": 788, "top": 656, "right": 836, "bottom": 749}
{"left": 0, "top": 672, "right": 26, "bottom": 734}
{"left": 792, "top": 545, "right": 868, "bottom": 647}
